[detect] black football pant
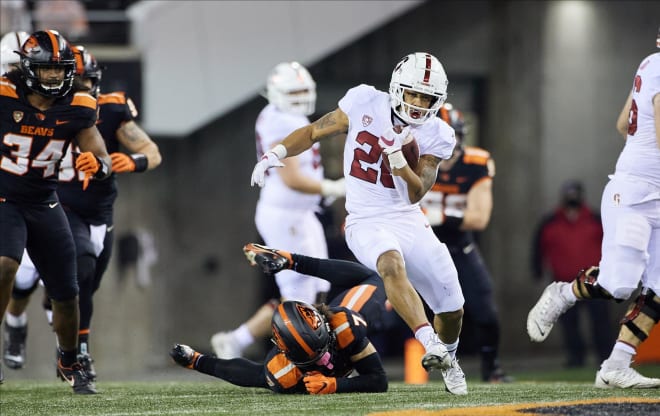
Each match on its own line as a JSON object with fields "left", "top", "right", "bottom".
{"left": 448, "top": 242, "right": 502, "bottom": 380}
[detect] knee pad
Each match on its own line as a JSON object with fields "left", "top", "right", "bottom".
{"left": 11, "top": 277, "right": 40, "bottom": 300}
{"left": 619, "top": 289, "right": 660, "bottom": 347}
{"left": 572, "top": 267, "right": 615, "bottom": 300}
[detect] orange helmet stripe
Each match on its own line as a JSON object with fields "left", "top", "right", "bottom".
{"left": 46, "top": 30, "right": 60, "bottom": 61}
{"left": 277, "top": 304, "right": 315, "bottom": 358}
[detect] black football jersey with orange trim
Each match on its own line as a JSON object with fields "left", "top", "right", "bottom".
{"left": 432, "top": 146, "right": 492, "bottom": 247}
{"left": 56, "top": 91, "right": 136, "bottom": 224}
{"left": 0, "top": 75, "right": 97, "bottom": 204}
{"left": 263, "top": 306, "right": 370, "bottom": 394}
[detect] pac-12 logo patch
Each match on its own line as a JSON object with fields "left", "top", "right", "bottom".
{"left": 362, "top": 115, "right": 372, "bottom": 127}
{"left": 12, "top": 111, "right": 23, "bottom": 123}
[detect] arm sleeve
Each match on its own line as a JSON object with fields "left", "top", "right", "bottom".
{"left": 195, "top": 355, "right": 268, "bottom": 389}
{"left": 335, "top": 352, "right": 388, "bottom": 393}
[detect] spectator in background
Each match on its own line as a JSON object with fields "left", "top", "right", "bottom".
{"left": 34, "top": 0, "right": 89, "bottom": 41}
{"left": 531, "top": 180, "right": 613, "bottom": 367}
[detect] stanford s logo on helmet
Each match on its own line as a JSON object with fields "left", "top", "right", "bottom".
{"left": 271, "top": 301, "right": 331, "bottom": 366}
{"left": 390, "top": 52, "right": 448, "bottom": 125}
{"left": 18, "top": 30, "right": 76, "bottom": 97}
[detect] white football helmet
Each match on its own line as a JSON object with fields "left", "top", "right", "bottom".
{"left": 266, "top": 62, "right": 316, "bottom": 116}
{"left": 1, "top": 31, "right": 29, "bottom": 75}
{"left": 390, "top": 52, "right": 448, "bottom": 125}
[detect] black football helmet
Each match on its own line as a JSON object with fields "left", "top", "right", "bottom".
{"left": 18, "top": 30, "right": 76, "bottom": 97}
{"left": 74, "top": 45, "right": 103, "bottom": 97}
{"left": 271, "top": 301, "right": 331, "bottom": 366}
{"left": 439, "top": 102, "right": 467, "bottom": 141}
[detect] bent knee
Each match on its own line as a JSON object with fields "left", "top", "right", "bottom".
{"left": 376, "top": 250, "right": 405, "bottom": 279}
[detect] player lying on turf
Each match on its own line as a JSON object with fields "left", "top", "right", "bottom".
{"left": 170, "top": 244, "right": 388, "bottom": 394}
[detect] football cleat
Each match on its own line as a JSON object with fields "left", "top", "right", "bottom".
{"left": 77, "top": 353, "right": 97, "bottom": 382}
{"left": 170, "top": 344, "right": 201, "bottom": 369}
{"left": 210, "top": 331, "right": 242, "bottom": 359}
{"left": 421, "top": 342, "right": 452, "bottom": 372}
{"left": 243, "top": 243, "right": 292, "bottom": 274}
{"left": 57, "top": 359, "right": 97, "bottom": 394}
{"left": 441, "top": 358, "right": 468, "bottom": 395}
{"left": 2, "top": 322, "right": 27, "bottom": 369}
{"left": 595, "top": 366, "right": 660, "bottom": 389}
{"left": 527, "top": 282, "right": 574, "bottom": 342}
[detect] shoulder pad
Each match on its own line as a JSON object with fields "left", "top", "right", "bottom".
{"left": 0, "top": 77, "right": 18, "bottom": 98}
{"left": 463, "top": 146, "right": 491, "bottom": 165}
{"left": 71, "top": 92, "right": 97, "bottom": 109}
{"left": 98, "top": 91, "right": 127, "bottom": 105}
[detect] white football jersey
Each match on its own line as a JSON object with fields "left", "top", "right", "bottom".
{"left": 338, "top": 84, "right": 456, "bottom": 220}
{"left": 615, "top": 52, "right": 660, "bottom": 186}
{"left": 255, "top": 104, "right": 323, "bottom": 210}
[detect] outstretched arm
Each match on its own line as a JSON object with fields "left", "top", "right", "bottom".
{"left": 251, "top": 109, "right": 349, "bottom": 187}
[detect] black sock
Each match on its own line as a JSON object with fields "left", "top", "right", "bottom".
{"left": 59, "top": 348, "right": 77, "bottom": 367}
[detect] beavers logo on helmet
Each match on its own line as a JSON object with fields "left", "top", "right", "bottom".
{"left": 297, "top": 304, "right": 322, "bottom": 330}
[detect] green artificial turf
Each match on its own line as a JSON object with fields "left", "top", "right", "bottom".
{"left": 1, "top": 364, "right": 659, "bottom": 416}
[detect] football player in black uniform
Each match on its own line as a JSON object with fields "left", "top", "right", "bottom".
{"left": 170, "top": 244, "right": 388, "bottom": 394}
{"left": 0, "top": 30, "right": 110, "bottom": 393}
{"left": 2, "top": 46, "right": 161, "bottom": 381}
{"left": 420, "top": 104, "right": 510, "bottom": 383}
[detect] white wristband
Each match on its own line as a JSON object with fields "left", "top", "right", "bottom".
{"left": 271, "top": 144, "right": 288, "bottom": 160}
{"left": 387, "top": 150, "right": 407, "bottom": 170}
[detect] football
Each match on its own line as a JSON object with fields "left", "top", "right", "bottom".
{"left": 382, "top": 137, "right": 420, "bottom": 172}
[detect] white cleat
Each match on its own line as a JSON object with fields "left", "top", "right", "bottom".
{"left": 441, "top": 358, "right": 468, "bottom": 395}
{"left": 421, "top": 342, "right": 452, "bottom": 371}
{"left": 210, "top": 332, "right": 242, "bottom": 359}
{"left": 595, "top": 367, "right": 660, "bottom": 389}
{"left": 526, "top": 282, "right": 574, "bottom": 342}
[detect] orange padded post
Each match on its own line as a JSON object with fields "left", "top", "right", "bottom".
{"left": 404, "top": 338, "right": 429, "bottom": 384}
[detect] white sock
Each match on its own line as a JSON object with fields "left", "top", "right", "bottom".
{"left": 232, "top": 324, "right": 254, "bottom": 351}
{"left": 442, "top": 339, "right": 459, "bottom": 359}
{"left": 414, "top": 324, "right": 438, "bottom": 351}
{"left": 602, "top": 342, "right": 635, "bottom": 369}
{"left": 559, "top": 282, "right": 577, "bottom": 303}
{"left": 5, "top": 312, "right": 27, "bottom": 327}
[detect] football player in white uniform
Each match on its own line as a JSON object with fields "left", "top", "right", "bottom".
{"left": 527, "top": 31, "right": 660, "bottom": 389}
{"left": 251, "top": 52, "right": 468, "bottom": 395}
{"left": 0, "top": 31, "right": 29, "bottom": 75}
{"left": 211, "top": 62, "right": 345, "bottom": 359}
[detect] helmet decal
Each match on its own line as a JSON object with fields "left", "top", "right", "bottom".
{"left": 271, "top": 301, "right": 331, "bottom": 365}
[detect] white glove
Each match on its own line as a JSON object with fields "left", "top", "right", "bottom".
{"left": 320, "top": 178, "right": 346, "bottom": 198}
{"left": 251, "top": 151, "right": 285, "bottom": 187}
{"left": 378, "top": 126, "right": 411, "bottom": 155}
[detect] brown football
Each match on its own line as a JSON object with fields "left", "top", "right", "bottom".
{"left": 382, "top": 138, "right": 420, "bottom": 172}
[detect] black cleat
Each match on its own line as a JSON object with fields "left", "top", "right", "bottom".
{"left": 170, "top": 344, "right": 201, "bottom": 369}
{"left": 243, "top": 243, "right": 292, "bottom": 274}
{"left": 57, "top": 359, "right": 97, "bottom": 394}
{"left": 2, "top": 322, "right": 27, "bottom": 369}
{"left": 78, "top": 353, "right": 97, "bottom": 382}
